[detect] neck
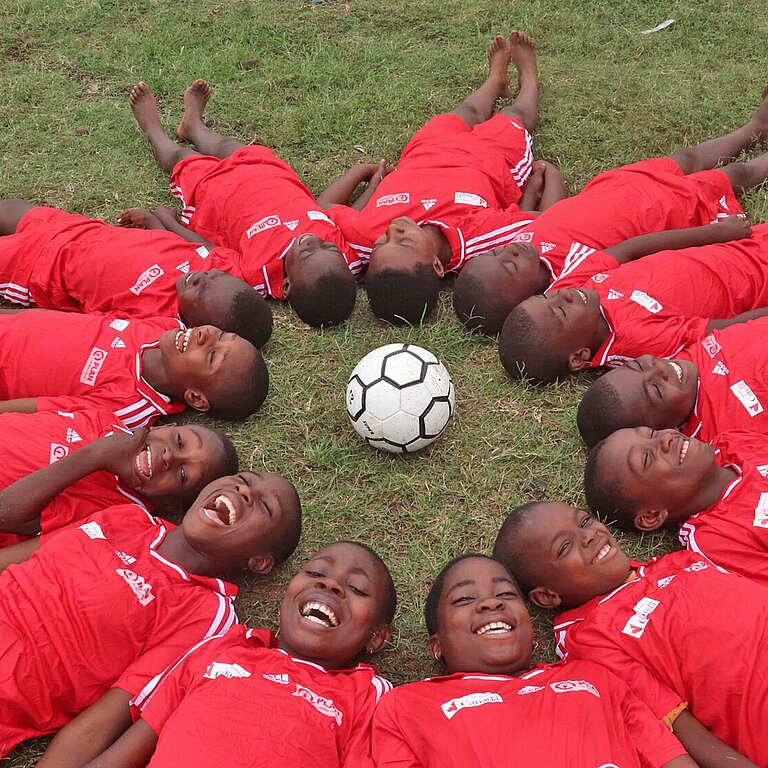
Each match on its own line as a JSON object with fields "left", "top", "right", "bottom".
{"left": 537, "top": 263, "right": 551, "bottom": 293}
{"left": 140, "top": 348, "right": 174, "bottom": 398}
{"left": 691, "top": 465, "right": 739, "bottom": 517}
{"left": 156, "top": 528, "right": 222, "bottom": 578}
{"left": 422, "top": 224, "right": 452, "bottom": 266}
{"left": 591, "top": 310, "right": 611, "bottom": 353}
{"left": 276, "top": 639, "right": 350, "bottom": 670}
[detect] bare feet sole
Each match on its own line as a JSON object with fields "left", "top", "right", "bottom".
{"left": 177, "top": 79, "right": 212, "bottom": 142}
{"left": 487, "top": 35, "right": 512, "bottom": 100}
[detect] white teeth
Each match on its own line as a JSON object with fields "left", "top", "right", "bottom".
{"left": 679, "top": 439, "right": 689, "bottom": 464}
{"left": 300, "top": 601, "right": 339, "bottom": 628}
{"left": 577, "top": 289, "right": 588, "bottom": 305}
{"left": 182, "top": 329, "right": 191, "bottom": 352}
{"left": 669, "top": 361, "right": 683, "bottom": 382}
{"left": 134, "top": 445, "right": 152, "bottom": 478}
{"left": 476, "top": 621, "right": 512, "bottom": 635}
{"left": 184, "top": 273, "right": 192, "bottom": 287}
{"left": 215, "top": 495, "right": 237, "bottom": 526}
{"left": 595, "top": 543, "right": 611, "bottom": 562}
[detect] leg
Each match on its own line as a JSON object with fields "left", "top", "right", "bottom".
{"left": 176, "top": 80, "right": 247, "bottom": 159}
{"left": 497, "top": 31, "right": 539, "bottom": 133}
{"left": 129, "top": 83, "right": 200, "bottom": 175}
{"left": 720, "top": 149, "right": 768, "bottom": 193}
{"left": 0, "top": 199, "right": 35, "bottom": 235}
{"left": 670, "top": 85, "right": 768, "bottom": 174}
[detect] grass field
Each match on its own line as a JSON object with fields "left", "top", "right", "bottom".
{"left": 2, "top": 0, "right": 768, "bottom": 762}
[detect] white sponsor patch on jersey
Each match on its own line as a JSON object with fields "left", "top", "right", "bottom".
{"left": 756, "top": 464, "right": 768, "bottom": 478}
{"left": 517, "top": 685, "right": 544, "bottom": 696}
{"left": 307, "top": 210, "right": 334, "bottom": 225}
{"left": 176, "top": 261, "right": 190, "bottom": 273}
{"left": 629, "top": 290, "right": 662, "bottom": 313}
{"left": 376, "top": 193, "right": 409, "bottom": 207}
{"left": 263, "top": 673, "right": 290, "bottom": 685}
{"left": 590, "top": 273, "right": 609, "bottom": 284}
{"left": 700, "top": 334, "right": 721, "bottom": 358}
{"left": 80, "top": 347, "right": 108, "bottom": 386}
{"left": 441, "top": 692, "right": 503, "bottom": 720}
{"left": 730, "top": 380, "right": 764, "bottom": 417}
{"left": 656, "top": 575, "right": 676, "bottom": 589}
{"left": 49, "top": 443, "right": 69, "bottom": 463}
{"left": 549, "top": 680, "right": 601, "bottom": 699}
{"left": 293, "top": 683, "right": 343, "bottom": 725}
{"left": 753, "top": 492, "right": 768, "bottom": 528}
{"left": 79, "top": 521, "right": 106, "bottom": 540}
{"left": 111, "top": 337, "right": 126, "bottom": 349}
{"left": 684, "top": 560, "right": 709, "bottom": 573}
{"left": 606, "top": 288, "right": 624, "bottom": 300}
{"left": 196, "top": 246, "right": 210, "bottom": 259}
{"left": 130, "top": 264, "right": 164, "bottom": 296}
{"left": 115, "top": 550, "right": 136, "bottom": 565}
{"left": 203, "top": 662, "right": 251, "bottom": 680}
{"left": 284, "top": 220, "right": 300, "bottom": 231}
{"left": 454, "top": 192, "right": 488, "bottom": 208}
{"left": 512, "top": 232, "right": 534, "bottom": 243}
{"left": 57, "top": 411, "right": 75, "bottom": 418}
{"left": 65, "top": 428, "right": 82, "bottom": 443}
{"left": 712, "top": 362, "right": 729, "bottom": 375}
{"left": 622, "top": 597, "right": 660, "bottom": 638}
{"left": 246, "top": 215, "right": 281, "bottom": 238}
{"left": 540, "top": 241, "right": 556, "bottom": 253}
{"left": 116, "top": 568, "right": 155, "bottom": 606}
{"left": 109, "top": 318, "right": 130, "bottom": 332}
{"left": 421, "top": 199, "right": 437, "bottom": 210}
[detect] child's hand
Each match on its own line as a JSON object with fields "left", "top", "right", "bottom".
{"left": 116, "top": 208, "right": 155, "bottom": 229}
{"left": 93, "top": 429, "right": 149, "bottom": 488}
{"left": 375, "top": 159, "right": 395, "bottom": 180}
{"left": 712, "top": 215, "right": 752, "bottom": 242}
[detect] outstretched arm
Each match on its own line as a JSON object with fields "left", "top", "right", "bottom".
{"left": 606, "top": 215, "right": 752, "bottom": 265}
{"left": 116, "top": 206, "right": 219, "bottom": 250}
{"left": 0, "top": 538, "right": 40, "bottom": 572}
{"left": 0, "top": 398, "right": 39, "bottom": 414}
{"left": 672, "top": 710, "right": 758, "bottom": 768}
{"left": 706, "top": 307, "right": 768, "bottom": 332}
{"left": 519, "top": 161, "right": 567, "bottom": 212}
{"left": 317, "top": 162, "right": 389, "bottom": 209}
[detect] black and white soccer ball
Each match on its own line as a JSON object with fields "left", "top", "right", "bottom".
{"left": 346, "top": 344, "right": 455, "bottom": 453}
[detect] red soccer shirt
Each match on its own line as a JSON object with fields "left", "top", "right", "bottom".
{"left": 0, "top": 504, "right": 238, "bottom": 755}
{"left": 0, "top": 310, "right": 185, "bottom": 428}
{"left": 510, "top": 157, "right": 740, "bottom": 283}
{"left": 169, "top": 145, "right": 362, "bottom": 298}
{"left": 0, "top": 207, "right": 246, "bottom": 317}
{"left": 553, "top": 549, "right": 768, "bottom": 764}
{"left": 372, "top": 661, "right": 686, "bottom": 768}
{"left": 679, "top": 430, "right": 768, "bottom": 586}
{"left": 677, "top": 318, "right": 768, "bottom": 442}
{"left": 138, "top": 625, "right": 391, "bottom": 768}
{"left": 331, "top": 114, "right": 535, "bottom": 273}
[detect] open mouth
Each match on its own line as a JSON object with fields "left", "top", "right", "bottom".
{"left": 474, "top": 621, "right": 513, "bottom": 636}
{"left": 201, "top": 494, "right": 238, "bottom": 527}
{"left": 669, "top": 361, "right": 683, "bottom": 382}
{"left": 174, "top": 328, "right": 192, "bottom": 353}
{"left": 593, "top": 542, "right": 612, "bottom": 564}
{"left": 576, "top": 289, "right": 588, "bottom": 306}
{"left": 299, "top": 601, "right": 340, "bottom": 628}
{"left": 679, "top": 438, "right": 690, "bottom": 464}
{"left": 134, "top": 445, "right": 154, "bottom": 480}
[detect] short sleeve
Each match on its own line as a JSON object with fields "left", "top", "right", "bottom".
{"left": 548, "top": 250, "right": 619, "bottom": 290}
{"left": 371, "top": 690, "right": 424, "bottom": 768}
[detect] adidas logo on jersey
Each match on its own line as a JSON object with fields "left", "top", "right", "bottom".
{"left": 517, "top": 685, "right": 544, "bottom": 696}
{"left": 263, "top": 673, "right": 290, "bottom": 685}
{"left": 79, "top": 521, "right": 106, "bottom": 540}
{"left": 115, "top": 550, "right": 136, "bottom": 565}
{"left": 606, "top": 289, "right": 624, "bottom": 300}
{"left": 204, "top": 662, "right": 251, "bottom": 680}
{"left": 719, "top": 195, "right": 729, "bottom": 210}
{"left": 421, "top": 199, "right": 437, "bottom": 210}
{"left": 111, "top": 337, "right": 126, "bottom": 349}
{"left": 66, "top": 428, "right": 82, "bottom": 443}
{"left": 49, "top": 443, "right": 69, "bottom": 463}
{"left": 540, "top": 242, "right": 556, "bottom": 253}
{"left": 441, "top": 692, "right": 503, "bottom": 720}
{"left": 656, "top": 575, "right": 676, "bottom": 589}
{"left": 284, "top": 220, "right": 300, "bottom": 231}
{"left": 712, "top": 362, "right": 729, "bottom": 376}
{"left": 176, "top": 261, "right": 191, "bottom": 273}
{"left": 756, "top": 464, "right": 768, "bottom": 478}
{"left": 116, "top": 568, "right": 155, "bottom": 606}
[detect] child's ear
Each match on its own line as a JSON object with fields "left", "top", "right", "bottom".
{"left": 366, "top": 623, "right": 392, "bottom": 655}
{"left": 427, "top": 633, "right": 442, "bottom": 662}
{"left": 528, "top": 586, "right": 562, "bottom": 610}
{"left": 431, "top": 256, "right": 445, "bottom": 278}
{"left": 568, "top": 347, "right": 592, "bottom": 372}
{"left": 184, "top": 388, "right": 211, "bottom": 413}
{"left": 247, "top": 554, "right": 275, "bottom": 575}
{"left": 635, "top": 508, "right": 668, "bottom": 532}
{"left": 282, "top": 277, "right": 291, "bottom": 298}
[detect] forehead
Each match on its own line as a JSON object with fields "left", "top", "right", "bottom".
{"left": 518, "top": 503, "right": 581, "bottom": 545}
{"left": 442, "top": 557, "right": 512, "bottom": 590}
{"left": 310, "top": 543, "right": 384, "bottom": 581}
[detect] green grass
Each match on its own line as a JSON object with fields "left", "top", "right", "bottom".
{"left": 1, "top": 0, "right": 767, "bottom": 762}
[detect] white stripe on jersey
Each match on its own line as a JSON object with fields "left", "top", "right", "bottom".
{"left": 115, "top": 485, "right": 150, "bottom": 510}
{"left": 0, "top": 282, "right": 33, "bottom": 306}
{"left": 558, "top": 242, "right": 597, "bottom": 280}
{"left": 510, "top": 132, "right": 534, "bottom": 187}
{"left": 371, "top": 675, "right": 393, "bottom": 702}
{"left": 115, "top": 401, "right": 160, "bottom": 429}
{"left": 464, "top": 219, "right": 535, "bottom": 254}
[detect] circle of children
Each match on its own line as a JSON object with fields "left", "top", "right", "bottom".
{"left": 3, "top": 25, "right": 768, "bottom": 768}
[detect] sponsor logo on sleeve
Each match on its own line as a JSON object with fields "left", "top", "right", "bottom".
{"left": 307, "top": 210, "right": 335, "bottom": 225}
{"left": 621, "top": 597, "right": 660, "bottom": 638}
{"left": 130, "top": 264, "right": 164, "bottom": 296}
{"left": 441, "top": 692, "right": 503, "bottom": 720}
{"left": 549, "top": 680, "right": 601, "bottom": 698}
{"left": 752, "top": 492, "right": 768, "bottom": 528}
{"left": 590, "top": 273, "right": 609, "bottom": 284}
{"left": 203, "top": 662, "right": 251, "bottom": 680}
{"left": 730, "top": 380, "right": 764, "bottom": 417}
{"left": 712, "top": 362, "right": 729, "bottom": 376}
{"left": 195, "top": 246, "right": 209, "bottom": 259}
{"left": 421, "top": 199, "right": 437, "bottom": 210}
{"left": 246, "top": 215, "right": 281, "bottom": 238}
{"left": 79, "top": 348, "right": 108, "bottom": 386}
{"left": 49, "top": 443, "right": 69, "bottom": 463}
{"left": 700, "top": 334, "right": 721, "bottom": 358}
{"left": 65, "top": 428, "right": 82, "bottom": 443}
{"left": 376, "top": 193, "right": 409, "bottom": 207}
{"left": 629, "top": 290, "right": 662, "bottom": 313}
{"left": 79, "top": 521, "right": 106, "bottom": 540}
{"left": 109, "top": 318, "right": 130, "bottom": 332}
{"left": 116, "top": 569, "right": 155, "bottom": 606}
{"left": 454, "top": 192, "right": 488, "bottom": 208}
{"left": 293, "top": 684, "right": 343, "bottom": 725}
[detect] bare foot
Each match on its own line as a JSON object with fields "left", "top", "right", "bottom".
{"left": 487, "top": 35, "right": 512, "bottom": 100}
{"left": 177, "top": 79, "right": 211, "bottom": 142}
{"left": 746, "top": 85, "right": 768, "bottom": 144}
{"left": 508, "top": 31, "right": 537, "bottom": 90}
{"left": 129, "top": 82, "right": 164, "bottom": 137}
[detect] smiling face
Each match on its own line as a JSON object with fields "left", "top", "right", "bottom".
{"left": 603, "top": 355, "right": 699, "bottom": 430}
{"left": 429, "top": 556, "right": 533, "bottom": 676}
{"left": 277, "top": 542, "right": 393, "bottom": 669}
{"left": 509, "top": 502, "right": 632, "bottom": 610}
{"left": 181, "top": 471, "right": 301, "bottom": 574}
{"left": 368, "top": 217, "right": 442, "bottom": 276}
{"left": 175, "top": 269, "right": 250, "bottom": 329}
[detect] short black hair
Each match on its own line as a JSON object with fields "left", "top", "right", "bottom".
{"left": 289, "top": 272, "right": 356, "bottom": 327}
{"left": 210, "top": 427, "right": 240, "bottom": 477}
{"left": 453, "top": 268, "right": 510, "bottom": 335}
{"left": 334, "top": 540, "right": 398, "bottom": 623}
{"left": 498, "top": 306, "right": 568, "bottom": 384}
{"left": 270, "top": 480, "right": 303, "bottom": 565}
{"left": 366, "top": 264, "right": 440, "bottom": 325}
{"left": 226, "top": 289, "right": 273, "bottom": 348}
{"left": 577, "top": 375, "right": 628, "bottom": 448}
{"left": 208, "top": 346, "right": 269, "bottom": 420}
{"left": 492, "top": 503, "right": 540, "bottom": 594}
{"left": 583, "top": 441, "right": 637, "bottom": 530}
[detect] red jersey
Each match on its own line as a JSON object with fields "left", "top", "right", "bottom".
{"left": 553, "top": 549, "right": 768, "bottom": 764}
{"left": 676, "top": 318, "right": 768, "bottom": 442}
{"left": 331, "top": 114, "right": 535, "bottom": 272}
{"left": 169, "top": 145, "right": 362, "bottom": 299}
{"left": 0, "top": 407, "right": 151, "bottom": 549}
{"left": 511, "top": 157, "right": 740, "bottom": 284}
{"left": 138, "top": 625, "right": 391, "bottom": 768}
{"left": 372, "top": 661, "right": 686, "bottom": 768}
{"left": 0, "top": 504, "right": 238, "bottom": 756}
{"left": 679, "top": 430, "right": 768, "bottom": 586}
{"left": 0, "top": 310, "right": 185, "bottom": 428}
{"left": 0, "top": 206, "right": 245, "bottom": 317}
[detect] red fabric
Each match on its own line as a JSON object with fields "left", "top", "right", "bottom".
{"left": 0, "top": 207, "right": 244, "bottom": 316}
{"left": 139, "top": 625, "right": 389, "bottom": 768}
{"left": 169, "top": 145, "right": 361, "bottom": 299}
{"left": 372, "top": 660, "right": 686, "bottom": 768}
{"left": 331, "top": 114, "right": 534, "bottom": 273}
{"left": 511, "top": 158, "right": 741, "bottom": 283}
{"left": 0, "top": 505, "right": 238, "bottom": 756}
{"left": 679, "top": 318, "right": 768, "bottom": 442}
{"left": 0, "top": 310, "right": 185, "bottom": 428}
{"left": 554, "top": 549, "right": 768, "bottom": 764}
{"left": 679, "top": 430, "right": 768, "bottom": 586}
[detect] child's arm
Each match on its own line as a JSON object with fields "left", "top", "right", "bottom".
{"left": 519, "top": 161, "right": 567, "bottom": 212}
{"left": 672, "top": 709, "right": 759, "bottom": 768}
{"left": 605, "top": 216, "right": 752, "bottom": 264}
{"left": 0, "top": 398, "right": 39, "bottom": 414}
{"left": 0, "top": 429, "right": 146, "bottom": 535}
{"left": 0, "top": 538, "right": 40, "bottom": 572}
{"left": 316, "top": 162, "right": 388, "bottom": 209}
{"left": 116, "top": 206, "right": 220, "bottom": 250}
{"left": 706, "top": 307, "right": 768, "bottom": 332}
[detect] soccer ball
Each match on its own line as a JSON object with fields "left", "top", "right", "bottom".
{"left": 346, "top": 344, "right": 455, "bottom": 453}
